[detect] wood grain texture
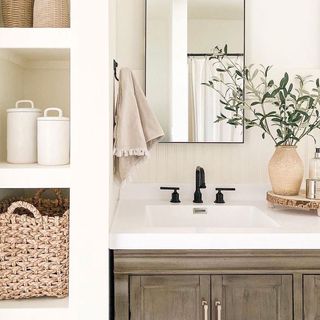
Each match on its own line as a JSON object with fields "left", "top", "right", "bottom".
{"left": 115, "top": 274, "right": 129, "bottom": 320}
{"left": 114, "top": 250, "right": 320, "bottom": 274}
{"left": 211, "top": 275, "right": 293, "bottom": 320}
{"left": 113, "top": 251, "right": 320, "bottom": 320}
{"left": 293, "top": 273, "right": 303, "bottom": 320}
{"left": 303, "top": 275, "right": 320, "bottom": 320}
{"left": 267, "top": 191, "right": 320, "bottom": 214}
{"left": 130, "top": 275, "right": 210, "bottom": 320}
{"left": 200, "top": 275, "right": 211, "bottom": 320}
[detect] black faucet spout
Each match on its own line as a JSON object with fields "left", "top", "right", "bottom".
{"left": 194, "top": 166, "right": 206, "bottom": 203}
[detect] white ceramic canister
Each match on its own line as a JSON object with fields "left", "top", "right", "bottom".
{"left": 7, "top": 100, "right": 41, "bottom": 164}
{"left": 37, "top": 108, "right": 70, "bottom": 165}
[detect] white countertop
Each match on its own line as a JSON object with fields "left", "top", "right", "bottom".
{"left": 110, "top": 184, "right": 320, "bottom": 250}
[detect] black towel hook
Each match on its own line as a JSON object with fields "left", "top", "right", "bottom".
{"left": 113, "top": 59, "right": 119, "bottom": 81}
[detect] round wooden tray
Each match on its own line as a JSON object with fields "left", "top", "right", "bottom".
{"left": 266, "top": 191, "right": 320, "bottom": 216}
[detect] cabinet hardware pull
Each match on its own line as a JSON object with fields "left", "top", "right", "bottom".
{"left": 201, "top": 300, "right": 208, "bottom": 320}
{"left": 215, "top": 301, "right": 222, "bottom": 320}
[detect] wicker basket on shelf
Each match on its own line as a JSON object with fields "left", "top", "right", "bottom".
{"left": 0, "top": 189, "right": 69, "bottom": 300}
{"left": 1, "top": 0, "right": 34, "bottom": 27}
{"left": 33, "top": 0, "right": 69, "bottom": 27}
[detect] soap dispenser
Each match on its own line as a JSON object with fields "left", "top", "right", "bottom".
{"left": 309, "top": 148, "right": 320, "bottom": 179}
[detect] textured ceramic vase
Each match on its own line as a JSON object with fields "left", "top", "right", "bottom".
{"left": 268, "top": 146, "right": 304, "bottom": 196}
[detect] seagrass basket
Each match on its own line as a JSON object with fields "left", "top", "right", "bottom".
{"left": 33, "top": 0, "right": 69, "bottom": 28}
{"left": 1, "top": 0, "right": 34, "bottom": 27}
{"left": 0, "top": 189, "right": 69, "bottom": 300}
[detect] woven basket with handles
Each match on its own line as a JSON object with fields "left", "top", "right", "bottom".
{"left": 0, "top": 189, "right": 69, "bottom": 300}
{"left": 0, "top": 188, "right": 69, "bottom": 217}
{"left": 1, "top": 0, "right": 34, "bottom": 27}
{"left": 33, "top": 0, "right": 69, "bottom": 28}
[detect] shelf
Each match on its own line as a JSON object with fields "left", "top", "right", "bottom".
{"left": 0, "top": 296, "right": 69, "bottom": 309}
{"left": 0, "top": 163, "right": 70, "bottom": 188}
{"left": 0, "top": 48, "right": 70, "bottom": 184}
{"left": 0, "top": 297, "right": 69, "bottom": 320}
{"left": 0, "top": 28, "right": 71, "bottom": 48}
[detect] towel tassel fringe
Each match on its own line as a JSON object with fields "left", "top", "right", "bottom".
{"left": 113, "top": 148, "right": 149, "bottom": 157}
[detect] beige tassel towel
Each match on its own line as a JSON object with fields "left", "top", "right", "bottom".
{"left": 114, "top": 68, "right": 164, "bottom": 181}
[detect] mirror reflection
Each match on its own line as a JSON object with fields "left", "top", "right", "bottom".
{"left": 146, "top": 0, "right": 245, "bottom": 143}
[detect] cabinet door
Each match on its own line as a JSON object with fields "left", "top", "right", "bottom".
{"left": 211, "top": 275, "right": 293, "bottom": 320}
{"left": 304, "top": 275, "right": 320, "bottom": 320}
{"left": 130, "top": 275, "right": 210, "bottom": 320}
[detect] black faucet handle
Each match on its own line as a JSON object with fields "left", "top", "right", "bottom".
{"left": 214, "top": 188, "right": 236, "bottom": 204}
{"left": 160, "top": 187, "right": 180, "bottom": 191}
{"left": 160, "top": 187, "right": 181, "bottom": 203}
{"left": 215, "top": 188, "right": 236, "bottom": 192}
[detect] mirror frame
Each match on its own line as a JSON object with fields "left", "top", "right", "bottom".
{"left": 144, "top": 0, "right": 246, "bottom": 144}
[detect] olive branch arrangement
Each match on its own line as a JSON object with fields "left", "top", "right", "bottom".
{"left": 204, "top": 46, "right": 320, "bottom": 146}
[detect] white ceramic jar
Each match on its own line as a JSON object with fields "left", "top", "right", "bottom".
{"left": 7, "top": 100, "right": 41, "bottom": 164}
{"left": 37, "top": 108, "right": 70, "bottom": 165}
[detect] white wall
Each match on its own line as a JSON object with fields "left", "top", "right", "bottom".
{"left": 114, "top": 0, "right": 320, "bottom": 186}
{"left": 188, "top": 19, "right": 243, "bottom": 53}
{"left": 23, "top": 64, "right": 70, "bottom": 117}
{"left": 70, "top": 0, "right": 109, "bottom": 318}
{"left": 110, "top": 0, "right": 121, "bottom": 224}
{"left": 0, "top": 54, "right": 24, "bottom": 161}
{"left": 115, "top": 0, "right": 145, "bottom": 87}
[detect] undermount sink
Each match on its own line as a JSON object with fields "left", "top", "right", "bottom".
{"left": 146, "top": 204, "right": 279, "bottom": 229}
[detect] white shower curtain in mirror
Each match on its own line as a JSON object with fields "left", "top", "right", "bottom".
{"left": 188, "top": 56, "right": 243, "bottom": 142}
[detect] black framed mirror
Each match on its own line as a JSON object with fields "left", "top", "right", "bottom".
{"left": 145, "top": 0, "right": 245, "bottom": 143}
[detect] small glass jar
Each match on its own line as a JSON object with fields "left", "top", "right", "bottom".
{"left": 309, "top": 148, "right": 320, "bottom": 179}
{"left": 306, "top": 179, "right": 320, "bottom": 200}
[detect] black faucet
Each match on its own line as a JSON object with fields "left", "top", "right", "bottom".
{"left": 214, "top": 188, "right": 236, "bottom": 204}
{"left": 160, "top": 187, "right": 181, "bottom": 203}
{"left": 193, "top": 166, "right": 206, "bottom": 203}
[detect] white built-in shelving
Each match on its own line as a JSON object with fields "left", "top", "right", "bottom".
{"left": 0, "top": 47, "right": 70, "bottom": 188}
{"left": 0, "top": 163, "right": 70, "bottom": 188}
{"left": 0, "top": 25, "right": 71, "bottom": 317}
{"left": 0, "top": 1, "right": 110, "bottom": 319}
{"left": 0, "top": 297, "right": 70, "bottom": 320}
{"left": 0, "top": 28, "right": 71, "bottom": 48}
{"left": 0, "top": 296, "right": 69, "bottom": 309}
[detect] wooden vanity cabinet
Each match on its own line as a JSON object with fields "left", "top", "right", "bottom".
{"left": 211, "top": 275, "right": 293, "bottom": 320}
{"left": 130, "top": 275, "right": 210, "bottom": 320}
{"left": 113, "top": 250, "right": 320, "bottom": 320}
{"left": 304, "top": 275, "right": 320, "bottom": 320}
